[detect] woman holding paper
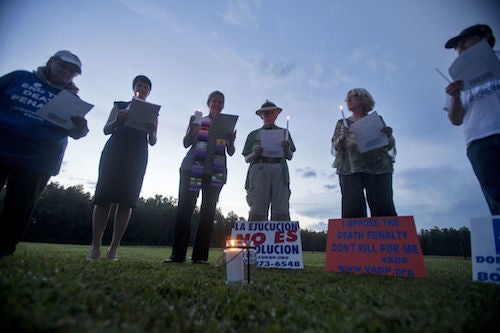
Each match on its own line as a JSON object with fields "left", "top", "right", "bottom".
{"left": 164, "top": 90, "right": 236, "bottom": 264}
{"left": 0, "top": 50, "right": 89, "bottom": 258}
{"left": 242, "top": 100, "right": 295, "bottom": 221}
{"left": 88, "top": 75, "right": 157, "bottom": 261}
{"left": 331, "top": 88, "right": 396, "bottom": 218}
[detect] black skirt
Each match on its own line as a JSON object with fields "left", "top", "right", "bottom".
{"left": 94, "top": 125, "right": 148, "bottom": 207}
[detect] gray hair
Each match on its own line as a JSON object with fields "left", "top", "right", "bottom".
{"left": 347, "top": 88, "right": 375, "bottom": 112}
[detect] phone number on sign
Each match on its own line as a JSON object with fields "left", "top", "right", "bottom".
{"left": 258, "top": 260, "right": 302, "bottom": 268}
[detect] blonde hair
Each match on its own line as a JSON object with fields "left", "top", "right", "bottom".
{"left": 347, "top": 88, "right": 375, "bottom": 112}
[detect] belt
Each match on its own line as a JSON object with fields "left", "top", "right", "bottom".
{"left": 254, "top": 157, "right": 283, "bottom": 164}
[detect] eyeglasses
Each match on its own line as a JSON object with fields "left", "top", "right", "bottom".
{"left": 345, "top": 93, "right": 362, "bottom": 102}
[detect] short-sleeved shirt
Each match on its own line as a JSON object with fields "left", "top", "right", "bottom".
{"left": 242, "top": 125, "right": 296, "bottom": 189}
{"left": 444, "top": 76, "right": 500, "bottom": 145}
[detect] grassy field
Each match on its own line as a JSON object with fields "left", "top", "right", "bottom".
{"left": 1, "top": 243, "right": 499, "bottom": 333}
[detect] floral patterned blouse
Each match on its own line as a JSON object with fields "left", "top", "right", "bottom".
{"left": 331, "top": 118, "right": 396, "bottom": 175}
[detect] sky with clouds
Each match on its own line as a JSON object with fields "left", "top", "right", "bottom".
{"left": 1, "top": 0, "right": 498, "bottom": 232}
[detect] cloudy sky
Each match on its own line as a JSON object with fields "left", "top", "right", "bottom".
{"left": 1, "top": 0, "right": 498, "bottom": 232}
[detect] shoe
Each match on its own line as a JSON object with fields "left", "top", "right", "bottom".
{"left": 163, "top": 256, "right": 185, "bottom": 263}
{"left": 87, "top": 249, "right": 101, "bottom": 260}
{"left": 192, "top": 260, "right": 210, "bottom": 265}
{"left": 106, "top": 249, "right": 118, "bottom": 261}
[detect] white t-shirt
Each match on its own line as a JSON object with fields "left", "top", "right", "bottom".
{"left": 444, "top": 77, "right": 500, "bottom": 145}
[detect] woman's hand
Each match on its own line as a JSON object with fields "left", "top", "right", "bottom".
{"left": 226, "top": 129, "right": 236, "bottom": 145}
{"left": 381, "top": 126, "right": 393, "bottom": 138}
{"left": 145, "top": 121, "right": 157, "bottom": 133}
{"left": 68, "top": 116, "right": 89, "bottom": 139}
{"left": 226, "top": 130, "right": 236, "bottom": 156}
{"left": 116, "top": 110, "right": 128, "bottom": 122}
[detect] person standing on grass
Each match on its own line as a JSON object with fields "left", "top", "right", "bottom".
{"left": 164, "top": 90, "right": 236, "bottom": 264}
{"left": 331, "top": 88, "right": 397, "bottom": 218}
{"left": 443, "top": 24, "right": 500, "bottom": 216}
{"left": 0, "top": 50, "right": 89, "bottom": 258}
{"left": 87, "top": 75, "right": 157, "bottom": 261}
{"left": 242, "top": 100, "right": 295, "bottom": 221}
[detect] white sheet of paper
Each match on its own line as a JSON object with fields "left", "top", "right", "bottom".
{"left": 448, "top": 39, "right": 500, "bottom": 89}
{"left": 349, "top": 111, "right": 388, "bottom": 153}
{"left": 37, "top": 89, "right": 94, "bottom": 130}
{"left": 209, "top": 113, "right": 238, "bottom": 139}
{"left": 260, "top": 129, "right": 285, "bottom": 157}
{"left": 124, "top": 97, "right": 161, "bottom": 132}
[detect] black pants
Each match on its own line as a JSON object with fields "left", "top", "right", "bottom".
{"left": 339, "top": 172, "right": 397, "bottom": 218}
{"left": 0, "top": 160, "right": 50, "bottom": 256}
{"left": 171, "top": 170, "right": 222, "bottom": 261}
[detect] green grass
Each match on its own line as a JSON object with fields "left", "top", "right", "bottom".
{"left": 1, "top": 243, "right": 499, "bottom": 333}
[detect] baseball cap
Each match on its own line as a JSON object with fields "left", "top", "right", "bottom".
{"left": 445, "top": 24, "right": 495, "bottom": 49}
{"left": 53, "top": 50, "right": 82, "bottom": 74}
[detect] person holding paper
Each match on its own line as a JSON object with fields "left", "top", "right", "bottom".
{"left": 443, "top": 24, "right": 500, "bottom": 215}
{"left": 242, "top": 100, "right": 295, "bottom": 221}
{"left": 0, "top": 50, "right": 89, "bottom": 258}
{"left": 88, "top": 75, "right": 157, "bottom": 260}
{"left": 331, "top": 88, "right": 397, "bottom": 218}
{"left": 164, "top": 91, "right": 236, "bottom": 264}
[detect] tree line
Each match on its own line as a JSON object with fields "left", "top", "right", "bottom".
{"left": 0, "top": 182, "right": 470, "bottom": 256}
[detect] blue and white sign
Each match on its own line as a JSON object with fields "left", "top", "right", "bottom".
{"left": 470, "top": 216, "right": 500, "bottom": 284}
{"left": 231, "top": 221, "right": 304, "bottom": 269}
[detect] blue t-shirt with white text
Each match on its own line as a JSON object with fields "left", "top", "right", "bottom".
{"left": 0, "top": 70, "right": 71, "bottom": 175}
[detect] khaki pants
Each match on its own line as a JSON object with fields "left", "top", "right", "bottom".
{"left": 246, "top": 163, "right": 290, "bottom": 221}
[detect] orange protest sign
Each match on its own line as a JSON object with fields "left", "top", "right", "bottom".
{"left": 325, "top": 216, "right": 426, "bottom": 278}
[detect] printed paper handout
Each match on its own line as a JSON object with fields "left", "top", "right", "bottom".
{"left": 260, "top": 129, "right": 285, "bottom": 158}
{"left": 124, "top": 97, "right": 161, "bottom": 132}
{"left": 209, "top": 113, "right": 238, "bottom": 141}
{"left": 349, "top": 111, "right": 388, "bottom": 153}
{"left": 37, "top": 89, "right": 94, "bottom": 130}
{"left": 448, "top": 39, "right": 500, "bottom": 89}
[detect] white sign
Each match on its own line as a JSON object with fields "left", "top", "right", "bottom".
{"left": 231, "top": 221, "right": 304, "bottom": 269}
{"left": 470, "top": 216, "right": 500, "bottom": 284}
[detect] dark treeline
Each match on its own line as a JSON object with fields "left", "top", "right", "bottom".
{"left": 0, "top": 182, "right": 470, "bottom": 256}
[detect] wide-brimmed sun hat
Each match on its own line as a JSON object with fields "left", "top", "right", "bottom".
{"left": 255, "top": 100, "right": 282, "bottom": 116}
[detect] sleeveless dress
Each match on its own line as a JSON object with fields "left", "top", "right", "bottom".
{"left": 93, "top": 101, "right": 148, "bottom": 207}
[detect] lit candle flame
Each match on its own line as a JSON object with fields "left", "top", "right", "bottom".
{"left": 135, "top": 91, "right": 140, "bottom": 97}
{"left": 339, "top": 105, "right": 343, "bottom": 112}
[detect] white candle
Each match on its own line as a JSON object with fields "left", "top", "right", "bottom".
{"left": 340, "top": 105, "right": 348, "bottom": 127}
{"left": 285, "top": 116, "right": 290, "bottom": 140}
{"left": 224, "top": 247, "right": 244, "bottom": 283}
